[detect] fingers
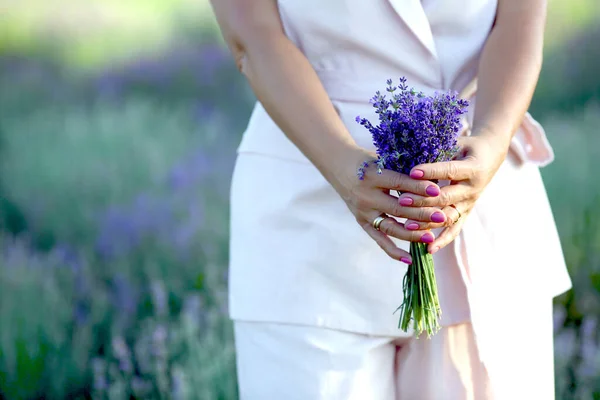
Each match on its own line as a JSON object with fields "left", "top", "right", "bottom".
{"left": 410, "top": 159, "right": 475, "bottom": 182}
{"left": 403, "top": 203, "right": 465, "bottom": 232}
{"left": 360, "top": 213, "right": 436, "bottom": 264}
{"left": 363, "top": 224, "right": 413, "bottom": 264}
{"left": 375, "top": 191, "right": 448, "bottom": 223}
{"left": 376, "top": 216, "right": 435, "bottom": 244}
{"left": 427, "top": 210, "right": 467, "bottom": 254}
{"left": 398, "top": 183, "right": 472, "bottom": 208}
{"left": 370, "top": 168, "right": 441, "bottom": 197}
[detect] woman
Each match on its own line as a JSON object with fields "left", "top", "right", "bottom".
{"left": 211, "top": 0, "right": 572, "bottom": 398}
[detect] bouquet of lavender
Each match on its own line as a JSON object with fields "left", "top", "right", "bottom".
{"left": 356, "top": 77, "right": 469, "bottom": 337}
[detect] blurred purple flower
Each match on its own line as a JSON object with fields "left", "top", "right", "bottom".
{"left": 555, "top": 329, "right": 577, "bottom": 360}
{"left": 182, "top": 293, "right": 205, "bottom": 328}
{"left": 198, "top": 44, "right": 229, "bottom": 83}
{"left": 50, "top": 243, "right": 82, "bottom": 272}
{"left": 167, "top": 150, "right": 211, "bottom": 190}
{"left": 91, "top": 358, "right": 109, "bottom": 392}
{"left": 151, "top": 324, "right": 168, "bottom": 359}
{"left": 553, "top": 307, "right": 566, "bottom": 332}
{"left": 112, "top": 336, "right": 134, "bottom": 374}
{"left": 93, "top": 43, "right": 231, "bottom": 97}
{"left": 193, "top": 101, "right": 216, "bottom": 122}
{"left": 151, "top": 280, "right": 169, "bottom": 317}
{"left": 95, "top": 194, "right": 174, "bottom": 258}
{"left": 112, "top": 273, "right": 138, "bottom": 317}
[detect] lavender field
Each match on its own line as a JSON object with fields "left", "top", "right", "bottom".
{"left": 0, "top": 2, "right": 599, "bottom": 399}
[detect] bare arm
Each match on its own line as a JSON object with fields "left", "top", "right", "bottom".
{"left": 210, "top": 0, "right": 446, "bottom": 263}
{"left": 210, "top": 0, "right": 359, "bottom": 187}
{"left": 401, "top": 0, "right": 549, "bottom": 253}
{"left": 472, "top": 0, "right": 548, "bottom": 149}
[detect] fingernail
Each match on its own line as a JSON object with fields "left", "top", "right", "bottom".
{"left": 410, "top": 169, "right": 424, "bottom": 179}
{"left": 420, "top": 232, "right": 435, "bottom": 243}
{"left": 426, "top": 185, "right": 440, "bottom": 197}
{"left": 430, "top": 246, "right": 440, "bottom": 255}
{"left": 399, "top": 197, "right": 413, "bottom": 206}
{"left": 431, "top": 211, "right": 445, "bottom": 223}
{"left": 400, "top": 257, "right": 412, "bottom": 265}
{"left": 406, "top": 222, "right": 420, "bottom": 230}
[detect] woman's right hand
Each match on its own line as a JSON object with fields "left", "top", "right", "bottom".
{"left": 329, "top": 148, "right": 448, "bottom": 264}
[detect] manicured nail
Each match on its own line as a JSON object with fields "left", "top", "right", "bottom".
{"left": 410, "top": 169, "right": 424, "bottom": 179}
{"left": 431, "top": 211, "right": 445, "bottom": 223}
{"left": 406, "top": 222, "right": 420, "bottom": 230}
{"left": 400, "top": 257, "right": 412, "bottom": 265}
{"left": 430, "top": 246, "right": 440, "bottom": 255}
{"left": 426, "top": 185, "right": 440, "bottom": 197}
{"left": 420, "top": 232, "right": 435, "bottom": 243}
{"left": 399, "top": 197, "right": 413, "bottom": 206}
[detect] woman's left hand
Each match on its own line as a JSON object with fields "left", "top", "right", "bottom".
{"left": 397, "top": 134, "right": 510, "bottom": 254}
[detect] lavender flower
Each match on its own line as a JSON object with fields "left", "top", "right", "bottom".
{"left": 356, "top": 77, "right": 470, "bottom": 337}
{"left": 357, "top": 77, "right": 468, "bottom": 177}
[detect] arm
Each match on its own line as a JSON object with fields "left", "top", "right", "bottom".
{"left": 397, "top": 0, "right": 548, "bottom": 253}
{"left": 211, "top": 0, "right": 357, "bottom": 185}
{"left": 472, "top": 0, "right": 547, "bottom": 150}
{"left": 210, "top": 0, "right": 444, "bottom": 263}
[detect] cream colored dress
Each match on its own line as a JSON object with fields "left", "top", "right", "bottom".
{"left": 228, "top": 0, "right": 572, "bottom": 396}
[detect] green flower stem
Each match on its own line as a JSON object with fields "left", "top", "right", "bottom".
{"left": 395, "top": 241, "right": 442, "bottom": 338}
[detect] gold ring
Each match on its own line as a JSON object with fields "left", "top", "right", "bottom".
{"left": 372, "top": 214, "right": 388, "bottom": 231}
{"left": 449, "top": 204, "right": 462, "bottom": 223}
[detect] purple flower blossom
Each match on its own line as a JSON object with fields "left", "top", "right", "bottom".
{"left": 357, "top": 77, "right": 469, "bottom": 176}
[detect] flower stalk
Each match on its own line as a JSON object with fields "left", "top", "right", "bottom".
{"left": 356, "top": 77, "right": 468, "bottom": 337}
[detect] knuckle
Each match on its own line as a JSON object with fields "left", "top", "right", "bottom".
{"left": 381, "top": 219, "right": 397, "bottom": 236}
{"left": 409, "top": 230, "right": 424, "bottom": 242}
{"left": 390, "top": 173, "right": 406, "bottom": 190}
{"left": 390, "top": 204, "right": 405, "bottom": 218}
{"left": 378, "top": 219, "right": 390, "bottom": 235}
{"left": 439, "top": 191, "right": 452, "bottom": 205}
{"left": 410, "top": 197, "right": 423, "bottom": 207}
{"left": 447, "top": 163, "right": 460, "bottom": 180}
{"left": 418, "top": 207, "right": 430, "bottom": 222}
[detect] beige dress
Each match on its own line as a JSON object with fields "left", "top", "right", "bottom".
{"left": 228, "top": 0, "right": 572, "bottom": 397}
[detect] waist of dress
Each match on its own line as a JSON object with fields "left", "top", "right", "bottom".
{"left": 314, "top": 69, "right": 456, "bottom": 104}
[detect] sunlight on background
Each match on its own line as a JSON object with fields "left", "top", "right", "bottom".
{"left": 0, "top": 1, "right": 598, "bottom": 399}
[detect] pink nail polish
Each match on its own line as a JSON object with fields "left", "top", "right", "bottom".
{"left": 431, "top": 211, "right": 445, "bottom": 223}
{"left": 410, "top": 169, "right": 424, "bottom": 179}
{"left": 421, "top": 232, "right": 434, "bottom": 243}
{"left": 399, "top": 197, "right": 413, "bottom": 206}
{"left": 400, "top": 257, "right": 412, "bottom": 264}
{"left": 426, "top": 185, "right": 440, "bottom": 197}
{"left": 406, "top": 222, "right": 420, "bottom": 230}
{"left": 430, "top": 246, "right": 440, "bottom": 255}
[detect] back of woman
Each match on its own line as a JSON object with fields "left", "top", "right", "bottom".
{"left": 212, "top": 0, "right": 572, "bottom": 398}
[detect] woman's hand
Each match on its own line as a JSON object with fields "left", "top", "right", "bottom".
{"left": 397, "top": 134, "right": 509, "bottom": 254}
{"left": 331, "top": 148, "right": 452, "bottom": 264}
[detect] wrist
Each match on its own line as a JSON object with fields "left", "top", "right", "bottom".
{"left": 470, "top": 126, "right": 511, "bottom": 157}
{"left": 318, "top": 142, "right": 374, "bottom": 194}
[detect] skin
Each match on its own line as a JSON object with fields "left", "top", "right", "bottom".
{"left": 210, "top": 0, "right": 547, "bottom": 264}
{"left": 399, "top": 0, "right": 548, "bottom": 254}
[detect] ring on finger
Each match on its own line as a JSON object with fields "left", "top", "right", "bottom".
{"left": 372, "top": 214, "right": 388, "bottom": 231}
{"left": 449, "top": 204, "right": 462, "bottom": 224}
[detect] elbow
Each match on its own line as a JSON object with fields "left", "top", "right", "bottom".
{"left": 226, "top": 38, "right": 249, "bottom": 75}
{"left": 226, "top": 27, "right": 282, "bottom": 77}
{"left": 216, "top": 3, "right": 285, "bottom": 76}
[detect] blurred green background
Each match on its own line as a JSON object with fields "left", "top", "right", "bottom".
{"left": 0, "top": 1, "right": 598, "bottom": 399}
